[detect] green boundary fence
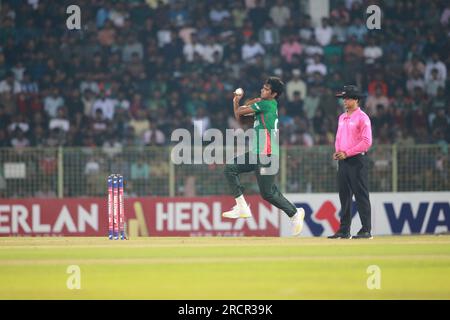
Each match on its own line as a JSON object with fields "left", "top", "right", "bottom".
{"left": 0, "top": 144, "right": 448, "bottom": 198}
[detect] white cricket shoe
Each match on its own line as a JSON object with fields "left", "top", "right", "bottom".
{"left": 222, "top": 205, "right": 252, "bottom": 219}
{"left": 290, "top": 208, "right": 305, "bottom": 236}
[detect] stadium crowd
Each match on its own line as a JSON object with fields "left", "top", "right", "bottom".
{"left": 0, "top": 0, "right": 449, "bottom": 150}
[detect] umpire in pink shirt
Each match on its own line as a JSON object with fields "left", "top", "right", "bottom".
{"left": 328, "top": 85, "right": 373, "bottom": 239}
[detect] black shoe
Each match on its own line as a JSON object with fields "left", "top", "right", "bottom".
{"left": 327, "top": 232, "right": 352, "bottom": 239}
{"left": 352, "top": 231, "right": 373, "bottom": 239}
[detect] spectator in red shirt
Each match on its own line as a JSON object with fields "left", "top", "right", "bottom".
{"left": 368, "top": 73, "right": 388, "bottom": 96}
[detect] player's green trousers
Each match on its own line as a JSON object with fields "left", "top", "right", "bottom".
{"left": 224, "top": 152, "right": 297, "bottom": 217}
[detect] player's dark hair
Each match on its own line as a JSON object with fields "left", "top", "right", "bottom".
{"left": 265, "top": 77, "right": 284, "bottom": 99}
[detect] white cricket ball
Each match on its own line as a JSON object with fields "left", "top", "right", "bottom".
{"left": 234, "top": 88, "right": 244, "bottom": 96}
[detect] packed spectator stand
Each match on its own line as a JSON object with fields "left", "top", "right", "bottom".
{"left": 0, "top": 0, "right": 448, "bottom": 150}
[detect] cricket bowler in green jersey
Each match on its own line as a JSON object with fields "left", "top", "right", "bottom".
{"left": 222, "top": 77, "right": 305, "bottom": 236}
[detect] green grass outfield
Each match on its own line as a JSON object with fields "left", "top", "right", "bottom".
{"left": 0, "top": 235, "right": 449, "bottom": 299}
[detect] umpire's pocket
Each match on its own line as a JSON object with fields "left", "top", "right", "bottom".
{"left": 349, "top": 155, "right": 365, "bottom": 170}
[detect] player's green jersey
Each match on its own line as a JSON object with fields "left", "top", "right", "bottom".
{"left": 250, "top": 99, "right": 279, "bottom": 156}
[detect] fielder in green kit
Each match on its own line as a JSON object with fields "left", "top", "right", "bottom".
{"left": 222, "top": 77, "right": 305, "bottom": 236}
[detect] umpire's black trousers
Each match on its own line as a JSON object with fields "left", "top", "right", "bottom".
{"left": 337, "top": 153, "right": 371, "bottom": 233}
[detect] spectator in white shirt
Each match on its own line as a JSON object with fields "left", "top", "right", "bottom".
{"left": 11, "top": 62, "right": 26, "bottom": 82}
{"left": 44, "top": 88, "right": 65, "bottom": 118}
{"left": 241, "top": 37, "right": 266, "bottom": 63}
{"left": 49, "top": 107, "right": 70, "bottom": 132}
{"left": 363, "top": 37, "right": 383, "bottom": 64}
{"left": 306, "top": 54, "right": 327, "bottom": 77}
{"left": 203, "top": 36, "right": 223, "bottom": 64}
{"left": 286, "top": 69, "right": 307, "bottom": 101}
{"left": 303, "top": 37, "right": 324, "bottom": 65}
{"left": 209, "top": 2, "right": 231, "bottom": 25}
{"left": 80, "top": 73, "right": 100, "bottom": 95}
{"left": 8, "top": 114, "right": 30, "bottom": 134}
{"left": 115, "top": 91, "right": 130, "bottom": 113}
{"left": 269, "top": 0, "right": 291, "bottom": 28}
{"left": 82, "top": 89, "right": 97, "bottom": 117}
{"left": 10, "top": 128, "right": 30, "bottom": 148}
{"left": 440, "top": 4, "right": 450, "bottom": 26}
{"left": 425, "top": 69, "right": 446, "bottom": 97}
{"left": 183, "top": 34, "right": 206, "bottom": 62}
{"left": 92, "top": 91, "right": 117, "bottom": 120}
{"left": 425, "top": 53, "right": 447, "bottom": 82}
{"left": 109, "top": 2, "right": 128, "bottom": 28}
{"left": 315, "top": 18, "right": 333, "bottom": 46}
{"left": 192, "top": 107, "right": 211, "bottom": 139}
{"left": 84, "top": 156, "right": 101, "bottom": 175}
{"left": 406, "top": 71, "right": 425, "bottom": 94}
{"left": 102, "top": 135, "right": 123, "bottom": 158}
{"left": 157, "top": 22, "right": 172, "bottom": 48}
{"left": 143, "top": 125, "right": 166, "bottom": 146}
{"left": 0, "top": 72, "right": 22, "bottom": 95}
